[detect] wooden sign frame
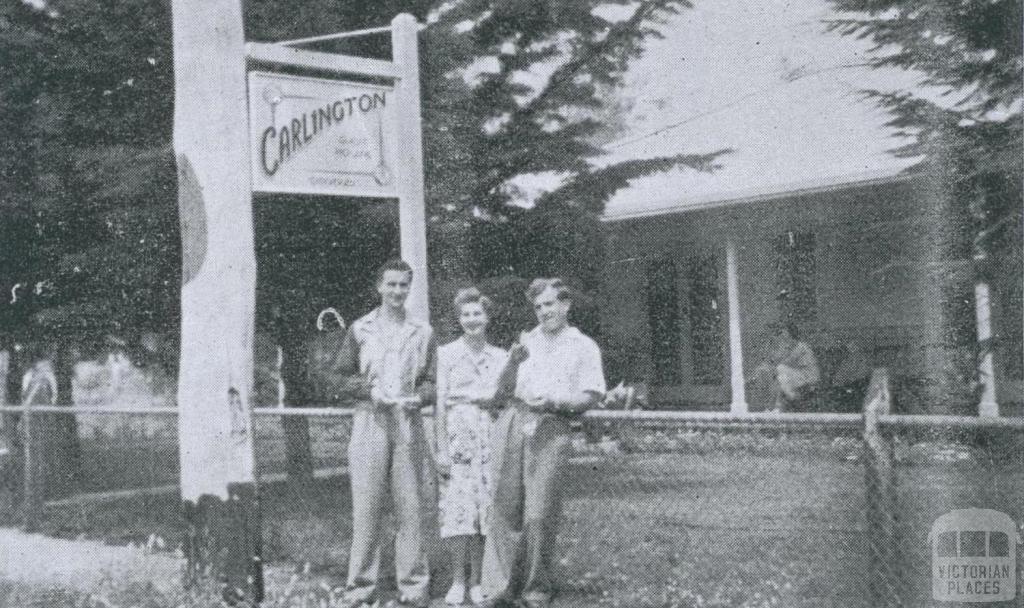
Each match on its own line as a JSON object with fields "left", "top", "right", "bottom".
{"left": 245, "top": 15, "right": 429, "bottom": 321}
{"left": 172, "top": 10, "right": 428, "bottom": 602}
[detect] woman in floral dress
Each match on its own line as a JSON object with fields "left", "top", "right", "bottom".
{"left": 435, "top": 288, "right": 508, "bottom": 605}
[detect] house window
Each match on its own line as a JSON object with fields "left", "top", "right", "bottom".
{"left": 647, "top": 256, "right": 681, "bottom": 385}
{"left": 686, "top": 254, "right": 725, "bottom": 384}
{"left": 774, "top": 231, "right": 817, "bottom": 325}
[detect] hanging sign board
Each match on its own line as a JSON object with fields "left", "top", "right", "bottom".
{"left": 247, "top": 71, "right": 399, "bottom": 198}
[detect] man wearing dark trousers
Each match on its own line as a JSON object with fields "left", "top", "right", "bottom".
{"left": 482, "top": 278, "right": 606, "bottom": 608}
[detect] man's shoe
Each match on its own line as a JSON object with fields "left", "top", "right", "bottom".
{"left": 483, "top": 596, "right": 520, "bottom": 608}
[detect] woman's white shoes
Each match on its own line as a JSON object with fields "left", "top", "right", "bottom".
{"left": 445, "top": 582, "right": 467, "bottom": 606}
{"left": 445, "top": 582, "right": 486, "bottom": 606}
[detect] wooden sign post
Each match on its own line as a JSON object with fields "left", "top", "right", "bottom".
{"left": 171, "top": 0, "right": 262, "bottom": 602}
{"left": 391, "top": 13, "right": 430, "bottom": 320}
{"left": 244, "top": 16, "right": 430, "bottom": 320}
{"left": 173, "top": 6, "right": 429, "bottom": 603}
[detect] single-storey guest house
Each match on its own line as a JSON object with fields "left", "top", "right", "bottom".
{"left": 592, "top": 0, "right": 1022, "bottom": 415}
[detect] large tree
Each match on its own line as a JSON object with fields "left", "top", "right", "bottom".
{"left": 828, "top": 0, "right": 1023, "bottom": 384}
{"left": 826, "top": 0, "right": 1022, "bottom": 274}
{"left": 0, "top": 0, "right": 179, "bottom": 347}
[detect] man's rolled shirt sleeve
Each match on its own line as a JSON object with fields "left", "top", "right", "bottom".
{"left": 577, "top": 339, "right": 607, "bottom": 398}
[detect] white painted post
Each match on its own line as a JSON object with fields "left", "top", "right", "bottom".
{"left": 173, "top": 0, "right": 257, "bottom": 503}
{"left": 172, "top": 0, "right": 262, "bottom": 599}
{"left": 974, "top": 281, "right": 999, "bottom": 416}
{"left": 726, "top": 239, "right": 748, "bottom": 414}
{"left": 0, "top": 350, "right": 7, "bottom": 412}
{"left": 392, "top": 13, "right": 430, "bottom": 320}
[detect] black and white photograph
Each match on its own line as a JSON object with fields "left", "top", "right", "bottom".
{"left": 0, "top": 0, "right": 1021, "bottom": 606}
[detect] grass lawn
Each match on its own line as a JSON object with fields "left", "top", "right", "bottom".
{"left": 2, "top": 429, "right": 1021, "bottom": 607}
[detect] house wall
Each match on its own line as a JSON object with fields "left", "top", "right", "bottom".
{"left": 601, "top": 176, "right": 1018, "bottom": 412}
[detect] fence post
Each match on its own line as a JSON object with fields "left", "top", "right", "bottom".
{"left": 280, "top": 338, "right": 314, "bottom": 490}
{"left": 0, "top": 350, "right": 11, "bottom": 516}
{"left": 20, "top": 359, "right": 61, "bottom": 532}
{"left": 863, "top": 367, "right": 902, "bottom": 606}
{"left": 20, "top": 390, "right": 45, "bottom": 532}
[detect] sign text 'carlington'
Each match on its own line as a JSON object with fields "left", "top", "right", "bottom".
{"left": 248, "top": 72, "right": 399, "bottom": 198}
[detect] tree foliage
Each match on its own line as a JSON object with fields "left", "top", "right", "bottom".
{"left": 0, "top": 0, "right": 178, "bottom": 344}
{"left": 420, "top": 0, "right": 715, "bottom": 218}
{"left": 0, "top": 0, "right": 719, "bottom": 350}
{"left": 828, "top": 0, "right": 1023, "bottom": 377}
{"left": 826, "top": 0, "right": 1022, "bottom": 274}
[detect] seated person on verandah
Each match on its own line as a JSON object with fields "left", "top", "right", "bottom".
{"left": 747, "top": 322, "right": 820, "bottom": 412}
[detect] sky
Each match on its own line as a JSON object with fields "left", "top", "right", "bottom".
{"left": 574, "top": 0, "right": 928, "bottom": 219}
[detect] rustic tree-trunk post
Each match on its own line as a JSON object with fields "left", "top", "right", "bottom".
{"left": 172, "top": 0, "right": 262, "bottom": 603}
{"left": 20, "top": 360, "right": 56, "bottom": 532}
{"left": 0, "top": 348, "right": 17, "bottom": 520}
{"left": 1, "top": 348, "right": 26, "bottom": 514}
{"left": 20, "top": 386, "right": 39, "bottom": 532}
{"left": 45, "top": 343, "right": 82, "bottom": 500}
{"left": 0, "top": 349, "right": 7, "bottom": 419}
{"left": 279, "top": 334, "right": 314, "bottom": 490}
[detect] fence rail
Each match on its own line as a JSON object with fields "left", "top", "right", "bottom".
{"left": 5, "top": 403, "right": 1020, "bottom": 427}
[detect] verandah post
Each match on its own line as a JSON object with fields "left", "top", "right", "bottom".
{"left": 172, "top": 0, "right": 262, "bottom": 602}
{"left": 973, "top": 281, "right": 999, "bottom": 416}
{"left": 726, "top": 239, "right": 748, "bottom": 413}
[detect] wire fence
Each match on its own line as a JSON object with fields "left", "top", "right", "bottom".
{"left": 868, "top": 414, "right": 1024, "bottom": 608}
{"left": 0, "top": 391, "right": 1021, "bottom": 607}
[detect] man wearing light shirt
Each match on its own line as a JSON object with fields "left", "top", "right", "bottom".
{"left": 482, "top": 278, "right": 606, "bottom": 608}
{"left": 337, "top": 258, "right": 435, "bottom": 608}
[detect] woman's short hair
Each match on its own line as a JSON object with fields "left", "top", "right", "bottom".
{"left": 374, "top": 258, "right": 413, "bottom": 284}
{"left": 453, "top": 287, "right": 493, "bottom": 316}
{"left": 525, "top": 278, "right": 571, "bottom": 302}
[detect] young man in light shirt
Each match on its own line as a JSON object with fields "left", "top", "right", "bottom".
{"left": 482, "top": 278, "right": 606, "bottom": 608}
{"left": 337, "top": 259, "right": 435, "bottom": 608}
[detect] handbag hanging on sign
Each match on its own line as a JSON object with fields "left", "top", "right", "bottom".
{"left": 306, "top": 308, "right": 348, "bottom": 406}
